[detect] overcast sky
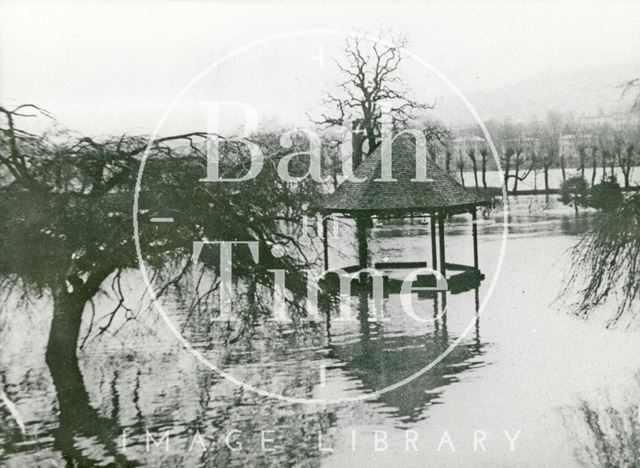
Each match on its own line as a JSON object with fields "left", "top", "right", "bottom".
{"left": 2, "top": 0, "right": 639, "bottom": 136}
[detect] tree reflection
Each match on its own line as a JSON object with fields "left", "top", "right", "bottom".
{"left": 562, "top": 373, "right": 640, "bottom": 467}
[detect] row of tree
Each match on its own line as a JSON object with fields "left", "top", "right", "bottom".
{"left": 449, "top": 112, "right": 640, "bottom": 192}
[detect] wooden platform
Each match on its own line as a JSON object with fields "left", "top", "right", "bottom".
{"left": 319, "top": 261, "right": 483, "bottom": 297}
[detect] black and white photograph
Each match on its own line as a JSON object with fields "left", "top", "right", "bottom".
{"left": 1, "top": 1, "right": 640, "bottom": 466}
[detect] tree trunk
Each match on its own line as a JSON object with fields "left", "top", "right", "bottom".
{"left": 503, "top": 168, "right": 510, "bottom": 193}
{"left": 544, "top": 168, "right": 550, "bottom": 201}
{"left": 621, "top": 148, "right": 632, "bottom": 188}
{"left": 459, "top": 166, "right": 465, "bottom": 188}
{"left": 45, "top": 286, "right": 129, "bottom": 466}
{"left": 560, "top": 156, "right": 566, "bottom": 181}
{"left": 355, "top": 216, "right": 369, "bottom": 269}
{"left": 45, "top": 289, "right": 86, "bottom": 388}
{"left": 351, "top": 122, "right": 365, "bottom": 169}
{"left": 481, "top": 156, "right": 487, "bottom": 188}
{"left": 610, "top": 157, "right": 616, "bottom": 177}
{"left": 513, "top": 154, "right": 520, "bottom": 193}
{"left": 365, "top": 121, "right": 377, "bottom": 161}
{"left": 472, "top": 161, "right": 479, "bottom": 188}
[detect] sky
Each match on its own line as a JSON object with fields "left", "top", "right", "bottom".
{"left": 1, "top": 0, "right": 640, "bottom": 136}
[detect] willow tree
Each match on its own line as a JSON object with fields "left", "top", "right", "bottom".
{"left": 566, "top": 191, "right": 639, "bottom": 326}
{"left": 562, "top": 80, "right": 640, "bottom": 325}
{"left": 0, "top": 104, "right": 322, "bottom": 462}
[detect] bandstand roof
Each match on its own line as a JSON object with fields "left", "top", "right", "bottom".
{"left": 318, "top": 134, "right": 492, "bottom": 216}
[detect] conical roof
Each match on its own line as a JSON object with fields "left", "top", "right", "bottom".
{"left": 319, "top": 134, "right": 491, "bottom": 214}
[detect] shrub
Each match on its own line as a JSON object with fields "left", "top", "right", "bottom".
{"left": 589, "top": 176, "right": 623, "bottom": 211}
{"left": 560, "top": 175, "right": 589, "bottom": 214}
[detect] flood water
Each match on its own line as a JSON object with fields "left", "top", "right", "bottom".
{"left": 2, "top": 194, "right": 640, "bottom": 467}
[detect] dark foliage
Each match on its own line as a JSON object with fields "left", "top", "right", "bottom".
{"left": 0, "top": 105, "right": 325, "bottom": 336}
{"left": 566, "top": 192, "right": 640, "bottom": 323}
{"left": 560, "top": 175, "right": 590, "bottom": 214}
{"left": 589, "top": 176, "right": 623, "bottom": 211}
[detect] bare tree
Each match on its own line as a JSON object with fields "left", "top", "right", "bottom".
{"left": 615, "top": 123, "right": 638, "bottom": 188}
{"left": 444, "top": 142, "right": 453, "bottom": 173}
{"left": 467, "top": 147, "right": 479, "bottom": 188}
{"left": 320, "top": 133, "right": 342, "bottom": 191}
{"left": 502, "top": 145, "right": 514, "bottom": 191}
{"left": 540, "top": 116, "right": 561, "bottom": 196}
{"left": 619, "top": 143, "right": 636, "bottom": 188}
{"left": 577, "top": 139, "right": 587, "bottom": 179}
{"left": 594, "top": 122, "right": 614, "bottom": 180}
{"left": 575, "top": 131, "right": 598, "bottom": 186}
{"left": 479, "top": 147, "right": 489, "bottom": 188}
{"left": 313, "top": 34, "right": 429, "bottom": 168}
{"left": 422, "top": 118, "right": 451, "bottom": 164}
{"left": 497, "top": 122, "right": 516, "bottom": 191}
{"left": 506, "top": 141, "right": 534, "bottom": 192}
{"left": 515, "top": 136, "right": 537, "bottom": 192}
{"left": 455, "top": 153, "right": 466, "bottom": 188}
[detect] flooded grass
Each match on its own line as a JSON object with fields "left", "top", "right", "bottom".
{"left": 1, "top": 195, "right": 639, "bottom": 466}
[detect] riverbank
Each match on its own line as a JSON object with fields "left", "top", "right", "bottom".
{"left": 471, "top": 185, "right": 640, "bottom": 197}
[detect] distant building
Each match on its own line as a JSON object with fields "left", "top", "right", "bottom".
{"left": 559, "top": 134, "right": 578, "bottom": 166}
{"left": 558, "top": 133, "right": 595, "bottom": 167}
{"left": 519, "top": 136, "right": 540, "bottom": 154}
{"left": 580, "top": 112, "right": 640, "bottom": 129}
{"left": 502, "top": 135, "right": 540, "bottom": 159}
{"left": 451, "top": 135, "right": 486, "bottom": 165}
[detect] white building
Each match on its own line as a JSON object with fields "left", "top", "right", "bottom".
{"left": 451, "top": 135, "right": 486, "bottom": 160}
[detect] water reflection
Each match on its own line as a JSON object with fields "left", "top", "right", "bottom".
{"left": 0, "top": 284, "right": 486, "bottom": 466}
{"left": 561, "top": 373, "right": 640, "bottom": 467}
{"left": 2, "top": 195, "right": 626, "bottom": 467}
{"left": 326, "top": 290, "right": 485, "bottom": 424}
